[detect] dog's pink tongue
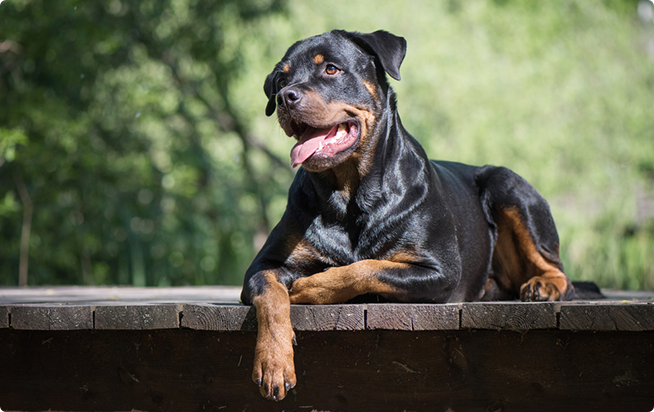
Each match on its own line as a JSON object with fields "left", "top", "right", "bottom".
{"left": 290, "top": 125, "right": 337, "bottom": 168}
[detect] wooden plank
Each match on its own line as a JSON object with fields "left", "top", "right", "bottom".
{"left": 181, "top": 304, "right": 256, "bottom": 331}
{"left": 0, "top": 328, "right": 652, "bottom": 412}
{"left": 95, "top": 304, "right": 181, "bottom": 330}
{"left": 182, "top": 304, "right": 365, "bottom": 331}
{"left": 291, "top": 304, "right": 365, "bottom": 331}
{"left": 0, "top": 306, "right": 8, "bottom": 328}
{"left": 461, "top": 302, "right": 557, "bottom": 330}
{"left": 9, "top": 305, "right": 93, "bottom": 330}
{"left": 2, "top": 299, "right": 653, "bottom": 333}
{"left": 0, "top": 285, "right": 242, "bottom": 304}
{"left": 366, "top": 303, "right": 460, "bottom": 330}
{"left": 560, "top": 303, "right": 654, "bottom": 331}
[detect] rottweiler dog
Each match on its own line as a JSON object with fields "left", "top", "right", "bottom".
{"left": 241, "top": 29, "right": 574, "bottom": 401}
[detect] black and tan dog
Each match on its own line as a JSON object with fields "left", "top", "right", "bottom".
{"left": 241, "top": 30, "right": 574, "bottom": 401}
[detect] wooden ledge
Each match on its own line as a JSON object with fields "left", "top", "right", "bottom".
{"left": 1, "top": 286, "right": 653, "bottom": 332}
{"left": 1, "top": 287, "right": 653, "bottom": 412}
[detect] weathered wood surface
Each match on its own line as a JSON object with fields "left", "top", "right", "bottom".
{"left": 559, "top": 303, "right": 654, "bottom": 331}
{"left": 9, "top": 305, "right": 94, "bottom": 330}
{"left": 1, "top": 286, "right": 653, "bottom": 412}
{"left": 0, "top": 328, "right": 652, "bottom": 412}
{"left": 461, "top": 302, "right": 558, "bottom": 330}
{"left": 3, "top": 301, "right": 654, "bottom": 332}
{"left": 367, "top": 303, "right": 460, "bottom": 330}
{"left": 180, "top": 303, "right": 366, "bottom": 331}
{"left": 0, "top": 305, "right": 8, "bottom": 328}
{"left": 95, "top": 304, "right": 183, "bottom": 330}
{"left": 1, "top": 286, "right": 654, "bottom": 333}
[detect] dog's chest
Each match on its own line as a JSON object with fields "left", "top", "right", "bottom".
{"left": 303, "top": 207, "right": 400, "bottom": 266}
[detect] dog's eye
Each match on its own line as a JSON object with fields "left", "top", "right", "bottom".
{"left": 278, "top": 78, "right": 288, "bottom": 89}
{"left": 325, "top": 64, "right": 340, "bottom": 75}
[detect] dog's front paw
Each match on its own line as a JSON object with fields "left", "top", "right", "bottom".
{"left": 289, "top": 276, "right": 319, "bottom": 304}
{"left": 252, "top": 331, "right": 297, "bottom": 401}
{"left": 520, "top": 276, "right": 563, "bottom": 301}
{"left": 289, "top": 275, "right": 337, "bottom": 304}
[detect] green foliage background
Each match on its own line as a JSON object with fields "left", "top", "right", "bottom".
{"left": 1, "top": 0, "right": 653, "bottom": 289}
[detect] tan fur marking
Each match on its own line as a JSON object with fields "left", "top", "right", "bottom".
{"left": 283, "top": 63, "right": 290, "bottom": 73}
{"left": 286, "top": 236, "right": 338, "bottom": 268}
{"left": 362, "top": 80, "right": 378, "bottom": 100}
{"left": 289, "top": 259, "right": 407, "bottom": 304}
{"left": 493, "top": 214, "right": 522, "bottom": 291}
{"left": 252, "top": 271, "right": 296, "bottom": 401}
{"left": 327, "top": 161, "right": 361, "bottom": 202}
{"left": 493, "top": 206, "right": 569, "bottom": 301}
{"left": 389, "top": 250, "right": 421, "bottom": 264}
{"left": 313, "top": 54, "right": 324, "bottom": 64}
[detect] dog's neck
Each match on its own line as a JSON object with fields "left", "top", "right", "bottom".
{"left": 318, "top": 161, "right": 361, "bottom": 202}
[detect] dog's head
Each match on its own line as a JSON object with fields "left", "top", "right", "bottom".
{"left": 264, "top": 30, "right": 406, "bottom": 172}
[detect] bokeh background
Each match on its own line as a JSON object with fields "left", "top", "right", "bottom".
{"left": 1, "top": 0, "right": 653, "bottom": 290}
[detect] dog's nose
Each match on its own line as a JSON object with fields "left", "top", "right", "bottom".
{"left": 277, "top": 87, "right": 302, "bottom": 109}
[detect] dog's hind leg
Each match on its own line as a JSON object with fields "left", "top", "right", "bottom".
{"left": 477, "top": 166, "right": 574, "bottom": 301}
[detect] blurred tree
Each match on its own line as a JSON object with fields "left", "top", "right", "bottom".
{"left": 0, "top": 0, "right": 290, "bottom": 286}
{"left": 2, "top": 0, "right": 653, "bottom": 290}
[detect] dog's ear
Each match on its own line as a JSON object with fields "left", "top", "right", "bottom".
{"left": 263, "top": 70, "right": 280, "bottom": 116}
{"left": 344, "top": 30, "right": 407, "bottom": 81}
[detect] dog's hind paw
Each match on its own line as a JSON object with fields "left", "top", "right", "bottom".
{"left": 520, "top": 273, "right": 570, "bottom": 301}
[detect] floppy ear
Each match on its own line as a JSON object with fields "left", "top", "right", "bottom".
{"left": 344, "top": 30, "right": 407, "bottom": 81}
{"left": 263, "top": 70, "right": 280, "bottom": 116}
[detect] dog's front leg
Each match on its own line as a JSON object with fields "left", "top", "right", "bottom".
{"left": 289, "top": 259, "right": 455, "bottom": 304}
{"left": 251, "top": 271, "right": 297, "bottom": 401}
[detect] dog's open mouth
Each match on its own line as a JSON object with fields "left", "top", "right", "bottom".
{"left": 289, "top": 121, "right": 359, "bottom": 168}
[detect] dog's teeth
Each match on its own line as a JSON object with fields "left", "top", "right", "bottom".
{"left": 338, "top": 123, "right": 347, "bottom": 132}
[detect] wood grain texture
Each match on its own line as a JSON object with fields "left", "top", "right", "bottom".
{"left": 182, "top": 304, "right": 365, "bottom": 331}
{"left": 2, "top": 292, "right": 653, "bottom": 333}
{"left": 559, "top": 303, "right": 654, "bottom": 331}
{"left": 1, "top": 328, "right": 652, "bottom": 412}
{"left": 0, "top": 306, "right": 8, "bottom": 328}
{"left": 290, "top": 304, "right": 365, "bottom": 331}
{"left": 461, "top": 302, "right": 557, "bottom": 330}
{"left": 95, "top": 304, "right": 181, "bottom": 330}
{"left": 366, "top": 303, "right": 460, "bottom": 330}
{"left": 181, "top": 304, "right": 256, "bottom": 331}
{"left": 9, "top": 305, "right": 93, "bottom": 330}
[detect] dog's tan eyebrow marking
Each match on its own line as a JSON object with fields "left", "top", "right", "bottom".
{"left": 283, "top": 63, "right": 290, "bottom": 73}
{"left": 313, "top": 54, "right": 324, "bottom": 65}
